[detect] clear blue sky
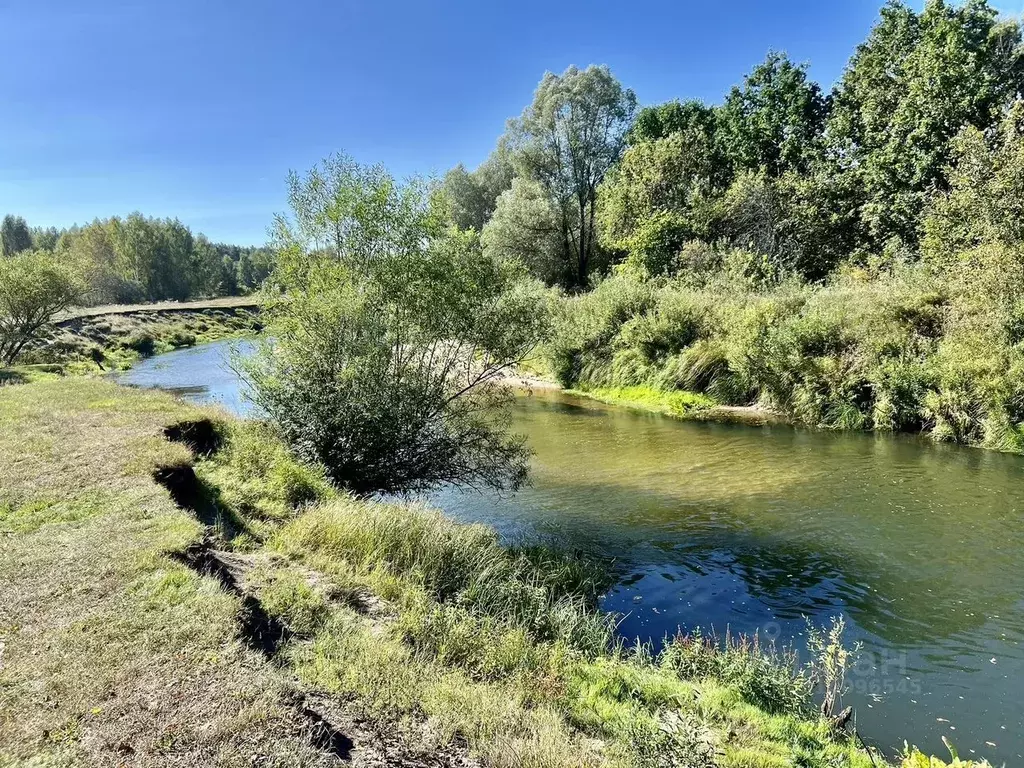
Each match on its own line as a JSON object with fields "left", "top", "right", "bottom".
{"left": 1, "top": 0, "right": 1020, "bottom": 245}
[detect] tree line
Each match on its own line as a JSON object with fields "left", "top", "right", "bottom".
{"left": 0, "top": 212, "right": 273, "bottom": 305}
{"left": 445, "top": 0, "right": 1024, "bottom": 288}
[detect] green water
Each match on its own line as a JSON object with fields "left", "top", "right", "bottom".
{"left": 119, "top": 341, "right": 1024, "bottom": 763}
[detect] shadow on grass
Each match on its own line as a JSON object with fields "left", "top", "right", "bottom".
{"left": 0, "top": 369, "right": 27, "bottom": 386}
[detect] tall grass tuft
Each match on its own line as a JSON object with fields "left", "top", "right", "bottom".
{"left": 274, "top": 499, "right": 616, "bottom": 653}
{"left": 659, "top": 628, "right": 813, "bottom": 716}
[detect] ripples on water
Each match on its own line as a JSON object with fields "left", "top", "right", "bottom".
{"left": 118, "top": 340, "right": 1024, "bottom": 763}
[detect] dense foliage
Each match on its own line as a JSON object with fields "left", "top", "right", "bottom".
{"left": 0, "top": 212, "right": 272, "bottom": 306}
{"left": 434, "top": 0, "right": 1024, "bottom": 452}
{"left": 445, "top": 1, "right": 1024, "bottom": 283}
{"left": 243, "top": 154, "right": 549, "bottom": 495}
{"left": 447, "top": 65, "right": 637, "bottom": 289}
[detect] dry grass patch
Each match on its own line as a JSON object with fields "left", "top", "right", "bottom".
{"left": 0, "top": 379, "right": 339, "bottom": 767}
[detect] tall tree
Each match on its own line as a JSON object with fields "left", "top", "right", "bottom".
{"left": 924, "top": 99, "right": 1024, "bottom": 258}
{"left": 441, "top": 144, "right": 515, "bottom": 231}
{"left": 504, "top": 65, "right": 637, "bottom": 288}
{"left": 482, "top": 177, "right": 565, "bottom": 284}
{"left": 30, "top": 226, "right": 61, "bottom": 252}
{"left": 718, "top": 51, "right": 829, "bottom": 178}
{"left": 828, "top": 0, "right": 1024, "bottom": 250}
{"left": 628, "top": 99, "right": 718, "bottom": 145}
{"left": 1, "top": 215, "right": 33, "bottom": 257}
{"left": 596, "top": 130, "right": 719, "bottom": 275}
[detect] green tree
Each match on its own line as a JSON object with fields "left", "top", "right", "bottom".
{"left": 235, "top": 247, "right": 275, "bottom": 292}
{"left": 482, "top": 177, "right": 564, "bottom": 284}
{"left": 628, "top": 99, "right": 718, "bottom": 145}
{"left": 30, "top": 226, "right": 61, "bottom": 252}
{"left": 1, "top": 215, "right": 33, "bottom": 257}
{"left": 219, "top": 255, "right": 240, "bottom": 295}
{"left": 504, "top": 65, "right": 637, "bottom": 288}
{"left": 441, "top": 145, "right": 515, "bottom": 231}
{"left": 243, "top": 154, "right": 549, "bottom": 495}
{"left": 188, "top": 235, "right": 224, "bottom": 297}
{"left": 151, "top": 218, "right": 195, "bottom": 301}
{"left": 718, "top": 51, "right": 829, "bottom": 178}
{"left": 924, "top": 100, "right": 1024, "bottom": 258}
{"left": 828, "top": 0, "right": 1024, "bottom": 250}
{"left": 597, "top": 131, "right": 719, "bottom": 275}
{"left": 0, "top": 250, "right": 79, "bottom": 365}
{"left": 719, "top": 170, "right": 858, "bottom": 282}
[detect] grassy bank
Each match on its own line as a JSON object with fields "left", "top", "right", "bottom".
{"left": 0, "top": 377, "right": 920, "bottom": 767}
{"left": 546, "top": 258, "right": 1024, "bottom": 454}
{"left": 0, "top": 379, "right": 336, "bottom": 766}
{"left": 565, "top": 385, "right": 715, "bottom": 418}
{"left": 6, "top": 304, "right": 261, "bottom": 376}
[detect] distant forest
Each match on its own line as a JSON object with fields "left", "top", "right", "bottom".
{"left": 0, "top": 212, "right": 273, "bottom": 305}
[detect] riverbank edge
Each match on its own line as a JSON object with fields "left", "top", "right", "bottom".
{"left": 0, "top": 377, "right": 896, "bottom": 768}
{"left": 565, "top": 384, "right": 789, "bottom": 426}
{"left": 1, "top": 302, "right": 263, "bottom": 383}
{"left": 505, "top": 368, "right": 787, "bottom": 428}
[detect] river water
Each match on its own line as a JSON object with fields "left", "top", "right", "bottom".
{"left": 116, "top": 340, "right": 1024, "bottom": 764}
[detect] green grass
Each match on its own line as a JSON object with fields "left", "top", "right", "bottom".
{"left": 0, "top": 379, "right": 334, "bottom": 766}
{"left": 1, "top": 378, "right": 954, "bottom": 767}
{"left": 257, "top": 499, "right": 878, "bottom": 767}
{"left": 566, "top": 384, "right": 716, "bottom": 418}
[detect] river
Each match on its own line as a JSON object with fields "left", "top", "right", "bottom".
{"left": 115, "top": 339, "right": 1024, "bottom": 764}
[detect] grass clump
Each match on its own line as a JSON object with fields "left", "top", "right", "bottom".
{"left": 659, "top": 630, "right": 810, "bottom": 716}
{"left": 567, "top": 385, "right": 714, "bottom": 417}
{"left": 196, "top": 421, "right": 334, "bottom": 544}
{"left": 272, "top": 499, "right": 615, "bottom": 653}
{"left": 900, "top": 741, "right": 993, "bottom": 767}
{"left": 119, "top": 327, "right": 157, "bottom": 356}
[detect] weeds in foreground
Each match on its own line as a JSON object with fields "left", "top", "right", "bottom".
{"left": 806, "top": 615, "right": 861, "bottom": 718}
{"left": 901, "top": 739, "right": 993, "bottom": 767}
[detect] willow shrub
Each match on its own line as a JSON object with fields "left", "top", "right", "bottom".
{"left": 242, "top": 154, "right": 551, "bottom": 496}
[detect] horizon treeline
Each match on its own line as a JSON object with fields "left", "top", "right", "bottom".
{"left": 445, "top": 0, "right": 1024, "bottom": 288}
{"left": 0, "top": 212, "right": 273, "bottom": 305}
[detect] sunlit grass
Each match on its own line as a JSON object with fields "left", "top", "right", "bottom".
{"left": 566, "top": 384, "right": 716, "bottom": 417}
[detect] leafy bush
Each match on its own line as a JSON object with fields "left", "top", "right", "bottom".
{"left": 546, "top": 273, "right": 654, "bottom": 386}
{"left": 625, "top": 710, "right": 718, "bottom": 768}
{"left": 660, "top": 630, "right": 812, "bottom": 716}
{"left": 244, "top": 154, "right": 549, "bottom": 496}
